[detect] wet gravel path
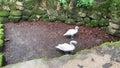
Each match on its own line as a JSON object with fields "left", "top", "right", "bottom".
{"left": 3, "top": 22, "right": 120, "bottom": 64}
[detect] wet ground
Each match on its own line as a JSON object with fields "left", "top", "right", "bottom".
{"left": 3, "top": 21, "right": 120, "bottom": 64}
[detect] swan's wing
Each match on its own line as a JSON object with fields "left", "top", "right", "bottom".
{"left": 64, "top": 29, "right": 77, "bottom": 36}
{"left": 56, "top": 43, "right": 75, "bottom": 51}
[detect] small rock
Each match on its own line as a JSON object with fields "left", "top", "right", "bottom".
{"left": 102, "top": 63, "right": 112, "bottom": 68}
{"left": 78, "top": 12, "right": 86, "bottom": 17}
{"left": 16, "top": 5, "right": 24, "bottom": 10}
{"left": 2, "top": 5, "right": 10, "bottom": 11}
{"left": 16, "top": 1, "right": 23, "bottom": 6}
{"left": 77, "top": 64, "right": 83, "bottom": 68}
{"left": 91, "top": 58, "right": 94, "bottom": 62}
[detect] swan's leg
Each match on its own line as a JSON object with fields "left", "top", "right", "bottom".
{"left": 71, "top": 35, "right": 74, "bottom": 39}
{"left": 64, "top": 51, "right": 71, "bottom": 54}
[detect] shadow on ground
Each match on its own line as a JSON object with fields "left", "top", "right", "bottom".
{"left": 3, "top": 22, "right": 120, "bottom": 64}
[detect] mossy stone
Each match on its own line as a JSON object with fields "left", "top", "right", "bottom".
{"left": 0, "top": 17, "right": 9, "bottom": 23}
{"left": 57, "top": 15, "right": 67, "bottom": 22}
{"left": 9, "top": 3, "right": 17, "bottom": 10}
{"left": 111, "top": 17, "right": 120, "bottom": 25}
{"left": 0, "top": 7, "right": 3, "bottom": 11}
{"left": 106, "top": 26, "right": 120, "bottom": 36}
{"left": 98, "top": 18, "right": 108, "bottom": 26}
{"left": 0, "top": 11, "right": 9, "bottom": 17}
{"left": 28, "top": 15, "right": 39, "bottom": 21}
{"left": 22, "top": 9, "right": 32, "bottom": 16}
{"left": 8, "top": 15, "right": 21, "bottom": 22}
{"left": 84, "top": 17, "right": 90, "bottom": 23}
{"left": 0, "top": 39, "right": 3, "bottom": 51}
{"left": 0, "top": 29, "right": 4, "bottom": 35}
{"left": 0, "top": 34, "right": 4, "bottom": 40}
{"left": 0, "top": 54, "right": 4, "bottom": 67}
{"left": 76, "top": 17, "right": 83, "bottom": 22}
{"left": 21, "top": 15, "right": 29, "bottom": 21}
{"left": 65, "top": 19, "right": 75, "bottom": 25}
{"left": 0, "top": 24, "right": 3, "bottom": 28}
{"left": 90, "top": 20, "right": 98, "bottom": 27}
{"left": 10, "top": 10, "right": 22, "bottom": 16}
{"left": 76, "top": 22, "right": 84, "bottom": 26}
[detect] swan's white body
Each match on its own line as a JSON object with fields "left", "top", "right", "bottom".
{"left": 55, "top": 41, "right": 77, "bottom": 52}
{"left": 64, "top": 26, "right": 79, "bottom": 37}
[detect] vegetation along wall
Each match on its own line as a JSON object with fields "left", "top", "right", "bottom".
{"left": 0, "top": 0, "right": 120, "bottom": 41}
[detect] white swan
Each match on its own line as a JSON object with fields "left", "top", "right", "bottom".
{"left": 55, "top": 40, "right": 77, "bottom": 54}
{"left": 64, "top": 26, "right": 79, "bottom": 38}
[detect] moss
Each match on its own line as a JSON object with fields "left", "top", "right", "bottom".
{"left": 0, "top": 39, "right": 3, "bottom": 50}
{"left": 83, "top": 17, "right": 90, "bottom": 23}
{"left": 9, "top": 4, "right": 17, "bottom": 10}
{"left": 0, "top": 17, "right": 9, "bottom": 23}
{"left": 56, "top": 14, "right": 67, "bottom": 22}
{"left": 0, "top": 29, "right": 4, "bottom": 35}
{"left": 98, "top": 18, "right": 109, "bottom": 26}
{"left": 0, "top": 11, "right": 9, "bottom": 17}
{"left": 42, "top": 57, "right": 49, "bottom": 61}
{"left": 90, "top": 20, "right": 98, "bottom": 27}
{"left": 10, "top": 10, "right": 22, "bottom": 16}
{"left": 0, "top": 24, "right": 3, "bottom": 28}
{"left": 65, "top": 19, "right": 75, "bottom": 25}
{"left": 28, "top": 15, "right": 39, "bottom": 21}
{"left": 76, "top": 22, "right": 84, "bottom": 26}
{"left": 101, "top": 41, "right": 120, "bottom": 48}
{"left": 8, "top": 15, "right": 21, "bottom": 22}
{"left": 0, "top": 54, "right": 4, "bottom": 67}
{"left": 75, "top": 49, "right": 91, "bottom": 55}
{"left": 22, "top": 9, "right": 32, "bottom": 16}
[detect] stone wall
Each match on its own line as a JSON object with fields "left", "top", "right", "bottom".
{"left": 0, "top": 0, "right": 120, "bottom": 37}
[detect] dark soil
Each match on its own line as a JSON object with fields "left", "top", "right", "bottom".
{"left": 3, "top": 21, "right": 120, "bottom": 64}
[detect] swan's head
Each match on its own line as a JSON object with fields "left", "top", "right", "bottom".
{"left": 75, "top": 26, "right": 79, "bottom": 30}
{"left": 70, "top": 40, "right": 77, "bottom": 45}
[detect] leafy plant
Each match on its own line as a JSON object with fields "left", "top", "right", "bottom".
{"left": 59, "top": 0, "right": 68, "bottom": 9}
{"left": 76, "top": 0, "right": 94, "bottom": 8}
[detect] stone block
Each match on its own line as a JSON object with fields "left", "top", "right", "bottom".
{"left": 10, "top": 10, "right": 22, "bottom": 16}
{"left": 109, "top": 22, "right": 120, "bottom": 30}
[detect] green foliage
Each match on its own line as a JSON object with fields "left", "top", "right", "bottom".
{"left": 98, "top": 18, "right": 109, "bottom": 26}
{"left": 59, "top": 0, "right": 68, "bottom": 9}
{"left": 0, "top": 54, "right": 4, "bottom": 67}
{"left": 0, "top": 23, "right": 4, "bottom": 51}
{"left": 46, "top": 0, "right": 56, "bottom": 9}
{"left": 76, "top": 0, "right": 94, "bottom": 8}
{"left": 0, "top": 11, "right": 9, "bottom": 17}
{"left": 0, "top": 39, "right": 3, "bottom": 48}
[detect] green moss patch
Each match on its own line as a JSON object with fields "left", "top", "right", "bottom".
{"left": 0, "top": 11, "right": 9, "bottom": 17}
{"left": 0, "top": 17, "right": 9, "bottom": 23}
{"left": 101, "top": 41, "right": 120, "bottom": 48}
{"left": 0, "top": 22, "right": 4, "bottom": 51}
{"left": 10, "top": 10, "right": 22, "bottom": 16}
{"left": 0, "top": 54, "right": 4, "bottom": 67}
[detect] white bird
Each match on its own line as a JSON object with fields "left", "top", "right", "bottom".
{"left": 55, "top": 40, "right": 77, "bottom": 54}
{"left": 64, "top": 26, "right": 79, "bottom": 39}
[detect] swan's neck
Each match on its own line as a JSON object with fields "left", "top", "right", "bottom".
{"left": 75, "top": 28, "right": 78, "bottom": 31}
{"left": 70, "top": 42, "right": 74, "bottom": 45}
